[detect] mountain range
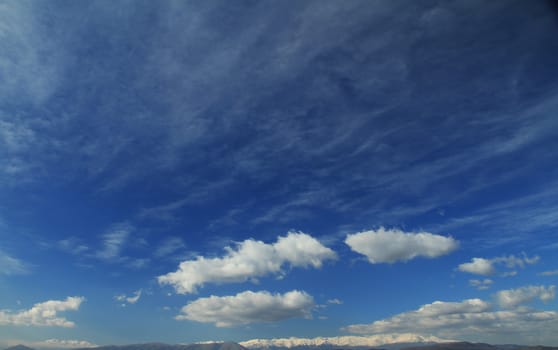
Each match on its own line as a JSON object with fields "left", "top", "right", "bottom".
{"left": 4, "top": 340, "right": 558, "bottom": 350}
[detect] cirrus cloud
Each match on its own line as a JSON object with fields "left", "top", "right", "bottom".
{"left": 0, "top": 296, "right": 85, "bottom": 327}
{"left": 344, "top": 228, "right": 458, "bottom": 264}
{"left": 158, "top": 231, "right": 336, "bottom": 294}
{"left": 176, "top": 290, "right": 315, "bottom": 327}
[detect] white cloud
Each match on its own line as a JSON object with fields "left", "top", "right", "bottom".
{"left": 327, "top": 298, "right": 343, "bottom": 305}
{"left": 114, "top": 289, "right": 142, "bottom": 305}
{"left": 496, "top": 285, "right": 556, "bottom": 309}
{"left": 343, "top": 287, "right": 558, "bottom": 344}
{"left": 95, "top": 222, "right": 133, "bottom": 261}
{"left": 35, "top": 339, "right": 97, "bottom": 349}
{"left": 176, "top": 290, "right": 315, "bottom": 327}
{"left": 154, "top": 236, "right": 186, "bottom": 258}
{"left": 158, "top": 231, "right": 336, "bottom": 294}
{"left": 0, "top": 249, "right": 28, "bottom": 275}
{"left": 458, "top": 254, "right": 539, "bottom": 276}
{"left": 344, "top": 228, "right": 457, "bottom": 264}
{"left": 3, "top": 339, "right": 97, "bottom": 349}
{"left": 469, "top": 279, "right": 493, "bottom": 290}
{"left": 58, "top": 238, "right": 89, "bottom": 255}
{"left": 539, "top": 270, "right": 558, "bottom": 276}
{"left": 458, "top": 258, "right": 495, "bottom": 276}
{"left": 0, "top": 296, "right": 84, "bottom": 327}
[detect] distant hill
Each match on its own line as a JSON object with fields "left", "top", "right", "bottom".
{"left": 4, "top": 345, "right": 36, "bottom": 350}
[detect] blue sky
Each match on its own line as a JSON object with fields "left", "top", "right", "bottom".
{"left": 1, "top": 0, "right": 558, "bottom": 347}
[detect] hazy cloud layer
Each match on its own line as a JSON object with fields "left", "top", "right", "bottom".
{"left": 496, "top": 285, "right": 555, "bottom": 309}
{"left": 344, "top": 287, "right": 558, "bottom": 344}
{"left": 177, "top": 290, "right": 314, "bottom": 327}
{"left": 458, "top": 254, "right": 539, "bottom": 276}
{"left": 158, "top": 232, "right": 336, "bottom": 294}
{"left": 345, "top": 228, "right": 457, "bottom": 263}
{"left": 0, "top": 296, "right": 84, "bottom": 327}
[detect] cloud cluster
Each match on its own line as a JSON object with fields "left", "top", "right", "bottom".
{"left": 177, "top": 290, "right": 314, "bottom": 327}
{"left": 0, "top": 296, "right": 84, "bottom": 327}
{"left": 458, "top": 254, "right": 539, "bottom": 276}
{"left": 158, "top": 232, "right": 336, "bottom": 294}
{"left": 345, "top": 228, "right": 458, "bottom": 264}
{"left": 114, "top": 289, "right": 142, "bottom": 306}
{"left": 469, "top": 279, "right": 493, "bottom": 290}
{"left": 496, "top": 285, "right": 555, "bottom": 309}
{"left": 344, "top": 286, "right": 558, "bottom": 343}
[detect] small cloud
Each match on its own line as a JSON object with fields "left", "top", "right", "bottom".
{"left": 154, "top": 237, "right": 186, "bottom": 258}
{"left": 469, "top": 279, "right": 494, "bottom": 290}
{"left": 0, "top": 249, "right": 29, "bottom": 275}
{"left": 176, "top": 290, "right": 315, "bottom": 327}
{"left": 95, "top": 222, "right": 133, "bottom": 262}
{"left": 114, "top": 289, "right": 142, "bottom": 305}
{"left": 458, "top": 253, "right": 539, "bottom": 276}
{"left": 539, "top": 269, "right": 558, "bottom": 276}
{"left": 345, "top": 227, "right": 458, "bottom": 264}
{"left": 459, "top": 258, "right": 495, "bottom": 276}
{"left": 57, "top": 238, "right": 89, "bottom": 255}
{"left": 327, "top": 298, "right": 343, "bottom": 305}
{"left": 0, "top": 296, "right": 85, "bottom": 327}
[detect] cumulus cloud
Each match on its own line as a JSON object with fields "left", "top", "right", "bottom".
{"left": 158, "top": 231, "right": 336, "bottom": 294}
{"left": 344, "top": 228, "right": 458, "bottom": 264}
{"left": 343, "top": 286, "right": 558, "bottom": 344}
{"left": 0, "top": 249, "right": 28, "bottom": 275}
{"left": 176, "top": 290, "right": 315, "bottom": 327}
{"left": 0, "top": 296, "right": 84, "bottom": 327}
{"left": 458, "top": 254, "right": 539, "bottom": 276}
{"left": 496, "top": 285, "right": 556, "bottom": 309}
{"left": 469, "top": 279, "right": 493, "bottom": 290}
{"left": 114, "top": 289, "right": 142, "bottom": 306}
{"left": 459, "top": 258, "right": 495, "bottom": 276}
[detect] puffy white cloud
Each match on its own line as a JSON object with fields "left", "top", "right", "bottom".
{"left": 458, "top": 258, "right": 495, "bottom": 276}
{"left": 469, "top": 279, "right": 493, "bottom": 290}
{"left": 458, "top": 254, "right": 539, "bottom": 276}
{"left": 496, "top": 285, "right": 556, "bottom": 309}
{"left": 177, "top": 290, "right": 315, "bottom": 327}
{"left": 344, "top": 228, "right": 457, "bottom": 264}
{"left": 0, "top": 249, "right": 28, "bottom": 275}
{"left": 114, "top": 289, "right": 142, "bottom": 305}
{"left": 0, "top": 296, "right": 84, "bottom": 327}
{"left": 158, "top": 231, "right": 336, "bottom": 294}
{"left": 344, "top": 287, "right": 558, "bottom": 344}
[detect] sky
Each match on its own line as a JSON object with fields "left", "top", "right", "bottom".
{"left": 1, "top": 0, "right": 558, "bottom": 347}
